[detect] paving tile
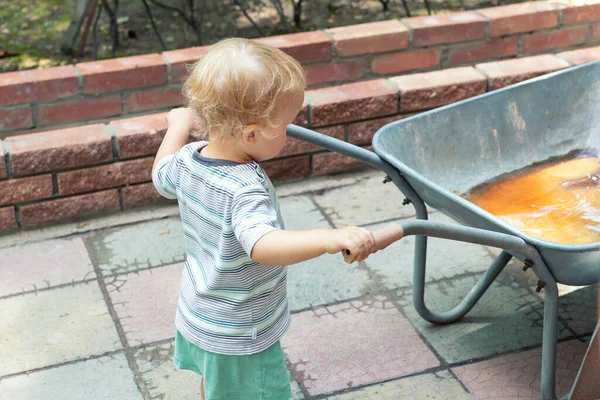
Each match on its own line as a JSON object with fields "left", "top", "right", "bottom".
{"left": 312, "top": 173, "right": 424, "bottom": 227}
{"left": 395, "top": 275, "right": 571, "bottom": 364}
{"left": 276, "top": 170, "right": 376, "bottom": 198}
{"left": 0, "top": 237, "right": 95, "bottom": 297}
{"left": 325, "top": 370, "right": 471, "bottom": 399}
{"left": 453, "top": 339, "right": 588, "bottom": 400}
{"left": 281, "top": 295, "right": 440, "bottom": 396}
{"left": 280, "top": 196, "right": 381, "bottom": 311}
{"left": 365, "top": 213, "right": 493, "bottom": 289}
{"left": 106, "top": 263, "right": 182, "bottom": 346}
{"left": 134, "top": 341, "right": 201, "bottom": 400}
{"left": 554, "top": 284, "right": 599, "bottom": 336}
{"left": 86, "top": 217, "right": 185, "bottom": 275}
{"left": 134, "top": 340, "right": 304, "bottom": 400}
{"left": 0, "top": 282, "right": 121, "bottom": 377}
{"left": 0, "top": 353, "right": 141, "bottom": 400}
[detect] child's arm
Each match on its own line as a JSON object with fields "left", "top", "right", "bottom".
{"left": 152, "top": 108, "right": 194, "bottom": 174}
{"left": 251, "top": 227, "right": 375, "bottom": 266}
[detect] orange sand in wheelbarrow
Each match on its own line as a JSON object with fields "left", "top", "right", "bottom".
{"left": 467, "top": 155, "right": 600, "bottom": 245}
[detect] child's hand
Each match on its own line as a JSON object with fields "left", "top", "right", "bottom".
{"left": 166, "top": 107, "right": 195, "bottom": 135}
{"left": 325, "top": 226, "right": 376, "bottom": 263}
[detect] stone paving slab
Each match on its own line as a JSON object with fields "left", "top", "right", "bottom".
{"left": 0, "top": 237, "right": 95, "bottom": 298}
{"left": 0, "top": 353, "right": 141, "bottom": 400}
{"left": 453, "top": 339, "right": 588, "bottom": 399}
{"left": 395, "top": 274, "right": 571, "bottom": 364}
{"left": 325, "top": 370, "right": 471, "bottom": 400}
{"left": 544, "top": 284, "right": 599, "bottom": 337}
{"left": 280, "top": 196, "right": 382, "bottom": 311}
{"left": 281, "top": 295, "right": 440, "bottom": 397}
{"left": 86, "top": 217, "right": 185, "bottom": 276}
{"left": 312, "top": 173, "right": 424, "bottom": 227}
{"left": 364, "top": 213, "right": 493, "bottom": 290}
{"left": 106, "top": 263, "right": 182, "bottom": 347}
{"left": 275, "top": 170, "right": 376, "bottom": 199}
{"left": 0, "top": 282, "right": 121, "bottom": 377}
{"left": 134, "top": 341, "right": 305, "bottom": 400}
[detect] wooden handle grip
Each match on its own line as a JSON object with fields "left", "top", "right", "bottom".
{"left": 342, "top": 223, "right": 404, "bottom": 263}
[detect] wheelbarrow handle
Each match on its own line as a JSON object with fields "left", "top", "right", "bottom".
{"left": 343, "top": 220, "right": 531, "bottom": 263}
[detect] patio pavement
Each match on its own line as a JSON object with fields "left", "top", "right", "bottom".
{"left": 0, "top": 170, "right": 597, "bottom": 400}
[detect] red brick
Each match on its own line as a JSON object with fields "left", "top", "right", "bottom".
{"left": 305, "top": 61, "right": 365, "bottom": 86}
{"left": 562, "top": 1, "right": 600, "bottom": 25}
{"left": 77, "top": 54, "right": 166, "bottom": 93}
{"left": 559, "top": 45, "right": 600, "bottom": 65}
{"left": 38, "top": 95, "right": 122, "bottom": 125}
{"left": 0, "top": 206, "right": 16, "bottom": 230}
{"left": 256, "top": 31, "right": 331, "bottom": 63}
{"left": 476, "top": 55, "right": 570, "bottom": 90}
{"left": 309, "top": 79, "right": 398, "bottom": 127}
{"left": 371, "top": 49, "right": 440, "bottom": 75}
{"left": 479, "top": 2, "right": 559, "bottom": 37}
{"left": 127, "top": 87, "right": 183, "bottom": 113}
{"left": 5, "top": 124, "right": 112, "bottom": 176}
{"left": 312, "top": 148, "right": 371, "bottom": 175}
{"left": 449, "top": 38, "right": 519, "bottom": 64}
{"left": 293, "top": 105, "right": 308, "bottom": 127}
{"left": 0, "top": 66, "right": 79, "bottom": 106}
{"left": 58, "top": 158, "right": 153, "bottom": 195}
{"left": 111, "top": 113, "right": 168, "bottom": 159}
{"left": 326, "top": 20, "right": 409, "bottom": 57}
{"left": 262, "top": 155, "right": 310, "bottom": 181}
{"left": 0, "top": 106, "right": 33, "bottom": 131}
{"left": 0, "top": 175, "right": 53, "bottom": 206}
{"left": 523, "top": 27, "right": 588, "bottom": 54}
{"left": 123, "top": 182, "right": 173, "bottom": 208}
{"left": 0, "top": 145, "right": 6, "bottom": 179}
{"left": 279, "top": 126, "right": 345, "bottom": 157}
{"left": 404, "top": 12, "right": 486, "bottom": 47}
{"left": 391, "top": 67, "right": 487, "bottom": 112}
{"left": 593, "top": 23, "right": 600, "bottom": 41}
{"left": 348, "top": 115, "right": 406, "bottom": 145}
{"left": 20, "top": 189, "right": 120, "bottom": 226}
{"left": 162, "top": 46, "right": 209, "bottom": 82}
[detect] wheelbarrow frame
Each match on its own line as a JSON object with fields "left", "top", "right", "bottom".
{"left": 287, "top": 124, "right": 563, "bottom": 400}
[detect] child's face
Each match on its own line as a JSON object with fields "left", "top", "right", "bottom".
{"left": 246, "top": 90, "right": 305, "bottom": 162}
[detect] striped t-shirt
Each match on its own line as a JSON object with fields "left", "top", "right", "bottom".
{"left": 152, "top": 141, "right": 289, "bottom": 355}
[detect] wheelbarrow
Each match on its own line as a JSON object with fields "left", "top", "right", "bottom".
{"left": 287, "top": 61, "right": 600, "bottom": 400}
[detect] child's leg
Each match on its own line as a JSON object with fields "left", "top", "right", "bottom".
{"left": 200, "top": 377, "right": 205, "bottom": 400}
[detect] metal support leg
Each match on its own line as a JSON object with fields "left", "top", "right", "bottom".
{"left": 397, "top": 219, "right": 559, "bottom": 400}
{"left": 532, "top": 261, "right": 559, "bottom": 400}
{"left": 413, "top": 245, "right": 513, "bottom": 325}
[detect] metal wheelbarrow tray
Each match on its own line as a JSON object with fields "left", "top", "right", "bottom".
{"left": 287, "top": 61, "right": 600, "bottom": 400}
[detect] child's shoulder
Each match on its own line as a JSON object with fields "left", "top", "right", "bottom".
{"left": 181, "top": 141, "right": 270, "bottom": 194}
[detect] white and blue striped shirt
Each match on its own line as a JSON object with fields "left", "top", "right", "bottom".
{"left": 152, "top": 142, "right": 289, "bottom": 355}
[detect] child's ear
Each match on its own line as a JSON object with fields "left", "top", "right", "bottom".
{"left": 242, "top": 124, "right": 260, "bottom": 144}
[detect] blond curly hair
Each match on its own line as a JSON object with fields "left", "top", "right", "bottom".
{"left": 183, "top": 38, "right": 306, "bottom": 140}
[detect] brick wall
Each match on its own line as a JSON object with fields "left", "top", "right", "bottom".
{"left": 1, "top": 1, "right": 600, "bottom": 136}
{"left": 0, "top": 46, "right": 599, "bottom": 232}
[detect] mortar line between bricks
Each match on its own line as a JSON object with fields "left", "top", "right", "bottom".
{"left": 0, "top": 348, "right": 125, "bottom": 382}
{"left": 82, "top": 239, "right": 152, "bottom": 399}
{"left": 0, "top": 277, "right": 98, "bottom": 301}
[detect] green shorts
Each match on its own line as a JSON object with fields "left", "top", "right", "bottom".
{"left": 174, "top": 330, "right": 292, "bottom": 400}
